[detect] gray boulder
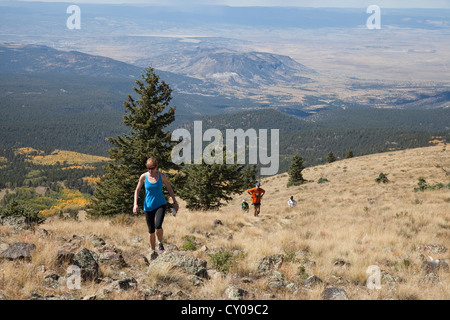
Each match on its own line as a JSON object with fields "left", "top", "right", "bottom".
{"left": 0, "top": 216, "right": 28, "bottom": 230}
{"left": 73, "top": 248, "right": 99, "bottom": 281}
{"left": 98, "top": 251, "right": 128, "bottom": 269}
{"left": 103, "top": 276, "right": 138, "bottom": 294}
{"left": 0, "top": 242, "right": 35, "bottom": 261}
{"left": 148, "top": 252, "right": 208, "bottom": 278}
{"left": 302, "top": 275, "right": 323, "bottom": 289}
{"left": 267, "top": 271, "right": 286, "bottom": 290}
{"left": 225, "top": 285, "right": 247, "bottom": 300}
{"left": 321, "top": 287, "right": 348, "bottom": 300}
{"left": 257, "top": 254, "right": 283, "bottom": 276}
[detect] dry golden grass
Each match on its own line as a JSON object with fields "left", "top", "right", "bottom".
{"left": 0, "top": 145, "right": 449, "bottom": 300}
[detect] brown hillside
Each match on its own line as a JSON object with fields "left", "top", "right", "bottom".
{"left": 0, "top": 145, "right": 448, "bottom": 300}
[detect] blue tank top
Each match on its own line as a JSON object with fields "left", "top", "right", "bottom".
{"left": 144, "top": 172, "right": 166, "bottom": 212}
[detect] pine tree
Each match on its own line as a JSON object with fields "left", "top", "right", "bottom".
{"left": 90, "top": 67, "right": 177, "bottom": 216}
{"left": 287, "top": 153, "right": 305, "bottom": 187}
{"left": 345, "top": 150, "right": 353, "bottom": 159}
{"left": 327, "top": 151, "right": 336, "bottom": 163}
{"left": 178, "top": 157, "right": 256, "bottom": 211}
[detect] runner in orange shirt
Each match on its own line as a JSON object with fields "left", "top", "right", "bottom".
{"left": 247, "top": 182, "right": 265, "bottom": 217}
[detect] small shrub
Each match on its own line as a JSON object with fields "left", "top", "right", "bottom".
{"left": 297, "top": 265, "right": 309, "bottom": 280}
{"left": 414, "top": 177, "right": 450, "bottom": 192}
{"left": 375, "top": 173, "right": 389, "bottom": 183}
{"left": 317, "top": 177, "right": 329, "bottom": 184}
{"left": 209, "top": 250, "right": 234, "bottom": 274}
{"left": 182, "top": 236, "right": 197, "bottom": 251}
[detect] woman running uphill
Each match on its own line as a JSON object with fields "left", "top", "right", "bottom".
{"left": 247, "top": 182, "right": 265, "bottom": 217}
{"left": 133, "top": 157, "right": 179, "bottom": 260}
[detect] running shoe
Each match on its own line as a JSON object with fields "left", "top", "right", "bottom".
{"left": 158, "top": 242, "right": 165, "bottom": 253}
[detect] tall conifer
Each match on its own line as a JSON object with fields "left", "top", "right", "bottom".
{"left": 91, "top": 67, "right": 177, "bottom": 216}
{"left": 287, "top": 153, "right": 305, "bottom": 187}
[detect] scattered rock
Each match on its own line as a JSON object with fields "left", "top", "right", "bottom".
{"left": 377, "top": 259, "right": 394, "bottom": 268}
{"left": 381, "top": 270, "right": 403, "bottom": 286}
{"left": 286, "top": 283, "right": 298, "bottom": 292}
{"left": 117, "top": 276, "right": 138, "bottom": 291}
{"left": 213, "top": 219, "right": 223, "bottom": 227}
{"left": 266, "top": 271, "right": 286, "bottom": 290}
{"left": 56, "top": 248, "right": 75, "bottom": 266}
{"left": 165, "top": 243, "right": 179, "bottom": 252}
{"left": 73, "top": 248, "right": 99, "bottom": 281}
{"left": 98, "top": 251, "right": 127, "bottom": 269}
{"left": 329, "top": 275, "right": 346, "bottom": 285}
{"left": 421, "top": 260, "right": 449, "bottom": 274}
{"left": 419, "top": 273, "right": 440, "bottom": 285}
{"left": 104, "top": 276, "right": 138, "bottom": 294}
{"left": 416, "top": 244, "right": 447, "bottom": 255}
{"left": 140, "top": 287, "right": 161, "bottom": 299}
{"left": 207, "top": 269, "right": 224, "bottom": 280}
{"left": 257, "top": 254, "right": 283, "bottom": 276}
{"left": 132, "top": 236, "right": 142, "bottom": 243}
{"left": 0, "top": 242, "right": 35, "bottom": 262}
{"left": 174, "top": 290, "right": 191, "bottom": 299}
{"left": 83, "top": 295, "right": 97, "bottom": 300}
{"left": 148, "top": 252, "right": 208, "bottom": 278}
{"left": 28, "top": 292, "right": 75, "bottom": 300}
{"left": 136, "top": 254, "right": 150, "bottom": 267}
{"left": 69, "top": 235, "right": 85, "bottom": 247}
{"left": 294, "top": 250, "right": 309, "bottom": 260}
{"left": 90, "top": 234, "right": 106, "bottom": 248}
{"left": 321, "top": 287, "right": 348, "bottom": 300}
{"left": 225, "top": 285, "right": 247, "bottom": 300}
{"left": 140, "top": 286, "right": 172, "bottom": 300}
{"left": 43, "top": 270, "right": 60, "bottom": 289}
{"left": 0, "top": 242, "right": 9, "bottom": 252}
{"left": 302, "top": 275, "right": 323, "bottom": 289}
{"left": 36, "top": 265, "right": 46, "bottom": 273}
{"left": 187, "top": 275, "right": 204, "bottom": 286}
{"left": 241, "top": 277, "right": 253, "bottom": 283}
{"left": 0, "top": 216, "right": 28, "bottom": 230}
{"left": 333, "top": 259, "right": 351, "bottom": 267}
{"left": 37, "top": 228, "right": 54, "bottom": 238}
{"left": 95, "top": 244, "right": 118, "bottom": 254}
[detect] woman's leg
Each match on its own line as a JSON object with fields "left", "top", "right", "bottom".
{"left": 144, "top": 210, "right": 156, "bottom": 250}
{"left": 154, "top": 205, "right": 166, "bottom": 244}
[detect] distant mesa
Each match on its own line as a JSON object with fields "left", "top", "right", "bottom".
{"left": 151, "top": 47, "right": 315, "bottom": 87}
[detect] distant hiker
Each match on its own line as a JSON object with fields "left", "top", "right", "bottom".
{"left": 242, "top": 199, "right": 249, "bottom": 213}
{"left": 247, "top": 182, "right": 265, "bottom": 217}
{"left": 133, "top": 157, "right": 179, "bottom": 260}
{"left": 288, "top": 196, "right": 297, "bottom": 208}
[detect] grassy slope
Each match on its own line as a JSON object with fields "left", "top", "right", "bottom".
{"left": 0, "top": 145, "right": 449, "bottom": 300}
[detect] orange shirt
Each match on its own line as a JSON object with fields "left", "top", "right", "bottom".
{"left": 247, "top": 187, "right": 265, "bottom": 204}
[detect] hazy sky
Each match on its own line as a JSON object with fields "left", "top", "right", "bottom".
{"left": 4, "top": 0, "right": 450, "bottom": 9}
